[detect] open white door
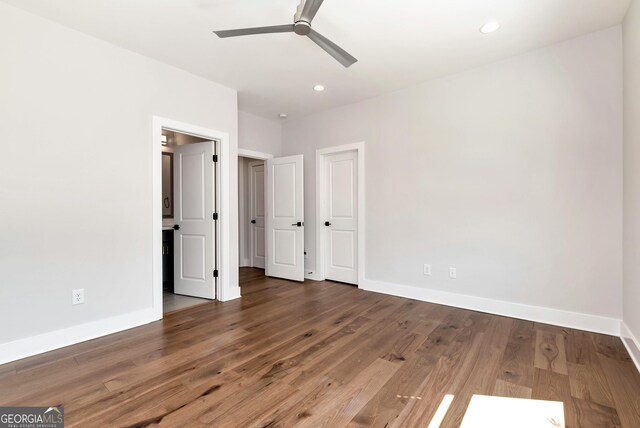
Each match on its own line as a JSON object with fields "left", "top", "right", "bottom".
{"left": 173, "top": 141, "right": 216, "bottom": 299}
{"left": 266, "top": 155, "right": 304, "bottom": 281}
{"left": 249, "top": 161, "right": 266, "bottom": 269}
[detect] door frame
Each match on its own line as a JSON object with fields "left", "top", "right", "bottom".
{"left": 238, "top": 148, "right": 274, "bottom": 161}
{"left": 238, "top": 149, "right": 273, "bottom": 269}
{"left": 153, "top": 116, "right": 235, "bottom": 320}
{"left": 315, "top": 142, "right": 365, "bottom": 286}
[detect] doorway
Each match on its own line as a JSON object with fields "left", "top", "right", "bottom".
{"left": 153, "top": 116, "right": 236, "bottom": 320}
{"left": 248, "top": 160, "right": 266, "bottom": 269}
{"left": 238, "top": 149, "right": 307, "bottom": 287}
{"left": 161, "top": 130, "right": 216, "bottom": 313}
{"left": 238, "top": 149, "right": 272, "bottom": 284}
{"left": 316, "top": 143, "right": 365, "bottom": 286}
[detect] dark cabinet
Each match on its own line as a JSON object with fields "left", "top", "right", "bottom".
{"left": 162, "top": 230, "right": 174, "bottom": 293}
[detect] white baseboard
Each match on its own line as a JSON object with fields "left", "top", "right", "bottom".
{"left": 621, "top": 322, "right": 640, "bottom": 373}
{"left": 1, "top": 279, "right": 631, "bottom": 370}
{"left": 0, "top": 308, "right": 159, "bottom": 365}
{"left": 360, "top": 279, "right": 621, "bottom": 336}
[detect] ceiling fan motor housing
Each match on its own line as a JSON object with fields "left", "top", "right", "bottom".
{"left": 293, "top": 0, "right": 311, "bottom": 35}
{"left": 294, "top": 21, "right": 311, "bottom": 35}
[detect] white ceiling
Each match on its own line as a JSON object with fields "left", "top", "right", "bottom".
{"left": 3, "top": 0, "right": 631, "bottom": 120}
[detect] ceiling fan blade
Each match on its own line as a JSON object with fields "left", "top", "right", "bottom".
{"left": 299, "top": 0, "right": 324, "bottom": 23}
{"left": 307, "top": 29, "right": 357, "bottom": 68}
{"left": 214, "top": 24, "right": 294, "bottom": 38}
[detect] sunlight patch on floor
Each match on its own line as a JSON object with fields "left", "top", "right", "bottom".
{"left": 460, "top": 395, "right": 564, "bottom": 428}
{"left": 427, "top": 394, "right": 455, "bottom": 428}
{"left": 426, "top": 394, "right": 564, "bottom": 428}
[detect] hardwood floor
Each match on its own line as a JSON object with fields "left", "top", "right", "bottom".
{"left": 1, "top": 268, "right": 639, "bottom": 427}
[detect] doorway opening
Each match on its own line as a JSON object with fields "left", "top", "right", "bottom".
{"left": 237, "top": 149, "right": 306, "bottom": 290}
{"left": 153, "top": 116, "right": 236, "bottom": 320}
{"left": 161, "top": 129, "right": 218, "bottom": 314}
{"left": 238, "top": 149, "right": 272, "bottom": 290}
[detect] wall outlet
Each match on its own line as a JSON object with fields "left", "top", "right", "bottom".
{"left": 423, "top": 264, "right": 432, "bottom": 276}
{"left": 449, "top": 267, "right": 457, "bottom": 279}
{"left": 72, "top": 289, "right": 85, "bottom": 305}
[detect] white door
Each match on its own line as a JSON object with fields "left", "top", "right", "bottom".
{"left": 322, "top": 150, "right": 358, "bottom": 284}
{"left": 173, "top": 141, "right": 216, "bottom": 299}
{"left": 266, "top": 155, "right": 305, "bottom": 281}
{"left": 249, "top": 161, "right": 266, "bottom": 269}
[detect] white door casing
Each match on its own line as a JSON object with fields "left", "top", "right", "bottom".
{"left": 173, "top": 141, "right": 216, "bottom": 299}
{"left": 266, "top": 155, "right": 305, "bottom": 281}
{"left": 249, "top": 161, "right": 266, "bottom": 269}
{"left": 321, "top": 150, "right": 358, "bottom": 284}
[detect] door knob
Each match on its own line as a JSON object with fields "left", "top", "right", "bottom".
{"left": 291, "top": 222, "right": 303, "bottom": 227}
{"left": 251, "top": 220, "right": 256, "bottom": 224}
{"left": 173, "top": 225, "right": 180, "bottom": 230}
{"left": 324, "top": 221, "right": 331, "bottom": 226}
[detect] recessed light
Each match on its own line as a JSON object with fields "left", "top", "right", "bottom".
{"left": 313, "top": 84, "right": 325, "bottom": 92}
{"left": 279, "top": 113, "right": 288, "bottom": 119}
{"left": 480, "top": 22, "right": 501, "bottom": 34}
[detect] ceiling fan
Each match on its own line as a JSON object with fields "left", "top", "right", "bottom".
{"left": 213, "top": 0, "right": 357, "bottom": 68}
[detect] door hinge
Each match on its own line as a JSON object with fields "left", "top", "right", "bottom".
{"left": 213, "top": 269, "right": 219, "bottom": 278}
{"left": 213, "top": 212, "right": 218, "bottom": 220}
{"left": 212, "top": 154, "right": 218, "bottom": 162}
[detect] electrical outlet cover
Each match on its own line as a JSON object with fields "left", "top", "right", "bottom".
{"left": 72, "top": 289, "right": 85, "bottom": 305}
{"left": 423, "top": 264, "right": 432, "bottom": 276}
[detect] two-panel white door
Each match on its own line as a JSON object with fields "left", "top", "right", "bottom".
{"left": 266, "top": 155, "right": 305, "bottom": 282}
{"left": 249, "top": 161, "right": 266, "bottom": 269}
{"left": 322, "top": 150, "right": 358, "bottom": 284}
{"left": 173, "top": 141, "right": 216, "bottom": 299}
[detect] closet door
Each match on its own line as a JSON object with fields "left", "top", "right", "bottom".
{"left": 322, "top": 150, "right": 358, "bottom": 284}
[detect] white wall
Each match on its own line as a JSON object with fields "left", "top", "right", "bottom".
{"left": 282, "top": 27, "right": 623, "bottom": 326}
{"left": 623, "top": 0, "right": 640, "bottom": 359}
{"left": 0, "top": 3, "right": 239, "bottom": 345}
{"left": 238, "top": 111, "right": 282, "bottom": 155}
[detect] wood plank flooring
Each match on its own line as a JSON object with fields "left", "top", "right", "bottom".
{"left": 1, "top": 268, "right": 639, "bottom": 427}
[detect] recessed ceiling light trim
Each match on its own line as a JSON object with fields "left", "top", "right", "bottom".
{"left": 480, "top": 22, "right": 501, "bottom": 34}
{"left": 279, "top": 113, "right": 288, "bottom": 119}
{"left": 313, "top": 84, "right": 325, "bottom": 92}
